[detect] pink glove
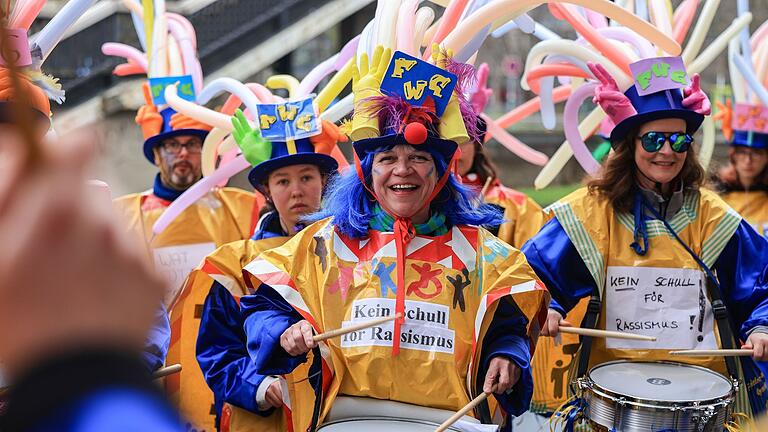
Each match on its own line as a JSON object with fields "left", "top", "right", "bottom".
{"left": 470, "top": 63, "right": 494, "bottom": 114}
{"left": 682, "top": 74, "right": 711, "bottom": 115}
{"left": 587, "top": 62, "right": 637, "bottom": 125}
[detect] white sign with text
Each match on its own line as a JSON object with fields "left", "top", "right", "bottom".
{"left": 340, "top": 298, "right": 455, "bottom": 354}
{"left": 605, "top": 266, "right": 716, "bottom": 350}
{"left": 153, "top": 242, "right": 216, "bottom": 304}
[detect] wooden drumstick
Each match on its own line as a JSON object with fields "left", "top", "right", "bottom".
{"left": 434, "top": 392, "right": 490, "bottom": 432}
{"left": 312, "top": 313, "right": 403, "bottom": 343}
{"left": 670, "top": 349, "right": 754, "bottom": 357}
{"left": 480, "top": 177, "right": 494, "bottom": 197}
{"left": 559, "top": 327, "right": 657, "bottom": 341}
{"left": 153, "top": 363, "right": 182, "bottom": 379}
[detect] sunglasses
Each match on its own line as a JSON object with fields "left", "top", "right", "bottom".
{"left": 638, "top": 131, "right": 693, "bottom": 153}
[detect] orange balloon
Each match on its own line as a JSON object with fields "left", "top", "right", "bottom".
{"left": 489, "top": 85, "right": 572, "bottom": 138}
{"left": 548, "top": 3, "right": 632, "bottom": 75}
{"left": 672, "top": 0, "right": 699, "bottom": 44}
{"left": 526, "top": 64, "right": 590, "bottom": 94}
{"left": 423, "top": 0, "right": 469, "bottom": 60}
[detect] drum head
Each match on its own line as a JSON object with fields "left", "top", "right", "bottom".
{"left": 589, "top": 361, "right": 732, "bottom": 403}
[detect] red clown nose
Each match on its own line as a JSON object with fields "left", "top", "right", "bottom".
{"left": 403, "top": 122, "right": 428, "bottom": 145}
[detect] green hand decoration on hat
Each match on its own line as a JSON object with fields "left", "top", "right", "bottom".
{"left": 231, "top": 109, "right": 272, "bottom": 166}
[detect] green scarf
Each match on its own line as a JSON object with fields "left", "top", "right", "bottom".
{"left": 369, "top": 205, "right": 449, "bottom": 236}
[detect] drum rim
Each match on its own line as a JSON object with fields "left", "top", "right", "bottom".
{"left": 585, "top": 360, "right": 735, "bottom": 407}
{"left": 318, "top": 417, "right": 469, "bottom": 431}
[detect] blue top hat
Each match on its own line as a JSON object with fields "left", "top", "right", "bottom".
{"left": 143, "top": 107, "right": 210, "bottom": 163}
{"left": 248, "top": 137, "right": 339, "bottom": 190}
{"left": 732, "top": 130, "right": 768, "bottom": 149}
{"left": 610, "top": 85, "right": 705, "bottom": 144}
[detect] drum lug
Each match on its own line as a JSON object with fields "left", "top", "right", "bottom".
{"left": 690, "top": 405, "right": 717, "bottom": 432}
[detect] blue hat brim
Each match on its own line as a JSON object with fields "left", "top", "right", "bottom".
{"left": 610, "top": 109, "right": 704, "bottom": 145}
{"left": 248, "top": 153, "right": 339, "bottom": 190}
{"left": 731, "top": 130, "right": 768, "bottom": 149}
{"left": 353, "top": 134, "right": 458, "bottom": 162}
{"left": 143, "top": 129, "right": 210, "bottom": 164}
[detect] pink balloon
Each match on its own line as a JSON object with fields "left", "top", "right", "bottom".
{"left": 101, "top": 42, "right": 148, "bottom": 71}
{"left": 215, "top": 147, "right": 240, "bottom": 188}
{"left": 397, "top": 0, "right": 418, "bottom": 54}
{"left": 165, "top": 18, "right": 202, "bottom": 94}
{"left": 480, "top": 113, "right": 549, "bottom": 166}
{"left": 564, "top": 82, "right": 601, "bottom": 175}
{"left": 423, "top": 0, "right": 469, "bottom": 60}
{"left": 247, "top": 83, "right": 279, "bottom": 103}
{"left": 166, "top": 13, "right": 197, "bottom": 50}
{"left": 672, "top": 0, "right": 699, "bottom": 44}
{"left": 583, "top": 7, "right": 607, "bottom": 29}
{"left": 152, "top": 155, "right": 251, "bottom": 235}
{"left": 334, "top": 35, "right": 360, "bottom": 70}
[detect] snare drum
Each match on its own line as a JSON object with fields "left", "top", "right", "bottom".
{"left": 317, "top": 396, "right": 499, "bottom": 432}
{"left": 578, "top": 361, "right": 735, "bottom": 432}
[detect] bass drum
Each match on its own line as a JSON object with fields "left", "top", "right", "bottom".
{"left": 318, "top": 397, "right": 499, "bottom": 432}
{"left": 580, "top": 361, "right": 735, "bottom": 432}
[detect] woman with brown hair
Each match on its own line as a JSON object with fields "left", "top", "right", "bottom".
{"left": 522, "top": 60, "right": 768, "bottom": 420}
{"left": 712, "top": 128, "right": 768, "bottom": 238}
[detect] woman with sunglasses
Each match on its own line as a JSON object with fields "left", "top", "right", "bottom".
{"left": 712, "top": 127, "right": 768, "bottom": 239}
{"left": 522, "top": 61, "right": 768, "bottom": 417}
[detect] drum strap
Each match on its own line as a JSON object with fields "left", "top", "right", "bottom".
{"left": 575, "top": 194, "right": 742, "bottom": 380}
{"left": 308, "top": 347, "right": 324, "bottom": 432}
{"left": 637, "top": 194, "right": 741, "bottom": 380}
{"left": 575, "top": 288, "right": 602, "bottom": 378}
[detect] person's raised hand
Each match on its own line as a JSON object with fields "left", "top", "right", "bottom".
{"left": 0, "top": 130, "right": 165, "bottom": 378}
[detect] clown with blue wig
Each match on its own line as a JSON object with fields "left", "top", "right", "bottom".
{"left": 238, "top": 46, "right": 550, "bottom": 431}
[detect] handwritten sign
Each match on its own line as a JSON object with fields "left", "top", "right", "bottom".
{"left": 340, "top": 298, "right": 455, "bottom": 354}
{"left": 733, "top": 103, "right": 768, "bottom": 134}
{"left": 0, "top": 29, "right": 32, "bottom": 67}
{"left": 148, "top": 75, "right": 195, "bottom": 105}
{"left": 256, "top": 96, "right": 320, "bottom": 141}
{"left": 605, "top": 266, "right": 716, "bottom": 350}
{"left": 629, "top": 56, "right": 688, "bottom": 96}
{"left": 380, "top": 51, "right": 457, "bottom": 117}
{"left": 153, "top": 242, "right": 215, "bottom": 304}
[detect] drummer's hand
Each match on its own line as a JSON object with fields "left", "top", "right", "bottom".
{"left": 743, "top": 332, "right": 768, "bottom": 361}
{"left": 541, "top": 308, "right": 571, "bottom": 337}
{"left": 265, "top": 380, "right": 284, "bottom": 408}
{"left": 483, "top": 356, "right": 521, "bottom": 394}
{"left": 280, "top": 320, "right": 317, "bottom": 356}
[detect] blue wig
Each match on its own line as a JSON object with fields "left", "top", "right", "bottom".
{"left": 309, "top": 144, "right": 504, "bottom": 238}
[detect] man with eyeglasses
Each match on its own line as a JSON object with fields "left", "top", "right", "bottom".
{"left": 113, "top": 87, "right": 259, "bottom": 310}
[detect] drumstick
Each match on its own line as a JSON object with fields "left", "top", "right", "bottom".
{"left": 480, "top": 177, "right": 494, "bottom": 197}
{"left": 153, "top": 364, "right": 182, "bottom": 379}
{"left": 312, "top": 313, "right": 403, "bottom": 343}
{"left": 559, "top": 327, "right": 657, "bottom": 341}
{"left": 669, "top": 349, "right": 754, "bottom": 357}
{"left": 434, "top": 392, "right": 490, "bottom": 432}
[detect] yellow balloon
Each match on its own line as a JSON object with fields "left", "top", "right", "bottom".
{"left": 266, "top": 74, "right": 301, "bottom": 99}
{"left": 681, "top": 0, "right": 719, "bottom": 64}
{"left": 534, "top": 106, "right": 604, "bottom": 190}
{"left": 687, "top": 13, "right": 751, "bottom": 74}
{"left": 315, "top": 59, "right": 354, "bottom": 113}
{"left": 201, "top": 128, "right": 228, "bottom": 177}
{"left": 698, "top": 116, "right": 715, "bottom": 169}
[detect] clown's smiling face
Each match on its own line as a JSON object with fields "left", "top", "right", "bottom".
{"left": 371, "top": 145, "right": 437, "bottom": 224}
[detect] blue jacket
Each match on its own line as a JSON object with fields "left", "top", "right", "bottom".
{"left": 195, "top": 213, "right": 287, "bottom": 426}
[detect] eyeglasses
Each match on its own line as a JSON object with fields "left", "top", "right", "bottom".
{"left": 161, "top": 138, "right": 203, "bottom": 154}
{"left": 637, "top": 131, "right": 693, "bottom": 153}
{"left": 733, "top": 147, "right": 768, "bottom": 160}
